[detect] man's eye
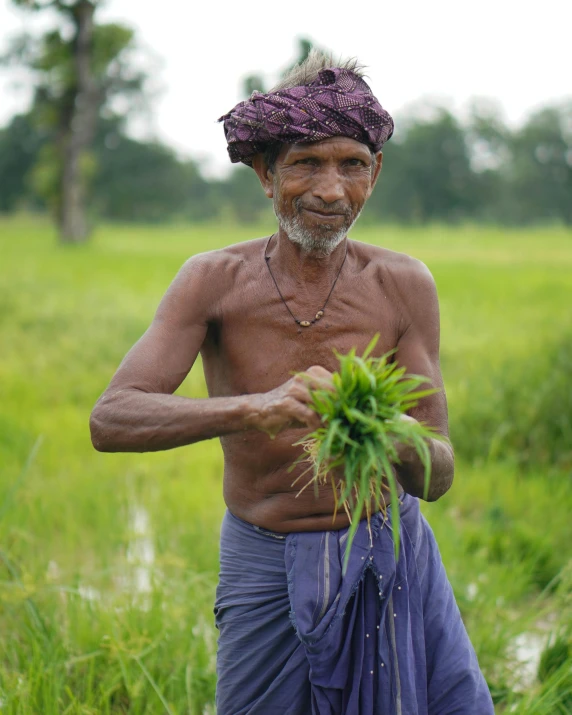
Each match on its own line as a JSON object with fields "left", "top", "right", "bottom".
{"left": 296, "top": 158, "right": 317, "bottom": 165}
{"left": 346, "top": 158, "right": 366, "bottom": 167}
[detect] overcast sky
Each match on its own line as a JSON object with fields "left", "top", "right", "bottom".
{"left": 0, "top": 0, "right": 570, "bottom": 175}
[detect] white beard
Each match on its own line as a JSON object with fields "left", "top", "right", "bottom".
{"left": 274, "top": 199, "right": 361, "bottom": 256}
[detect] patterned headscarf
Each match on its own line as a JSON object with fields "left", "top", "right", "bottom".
{"left": 218, "top": 67, "right": 394, "bottom": 166}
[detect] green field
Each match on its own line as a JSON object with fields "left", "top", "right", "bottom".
{"left": 1, "top": 216, "right": 571, "bottom": 713}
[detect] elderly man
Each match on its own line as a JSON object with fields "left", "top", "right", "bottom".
{"left": 90, "top": 52, "right": 494, "bottom": 714}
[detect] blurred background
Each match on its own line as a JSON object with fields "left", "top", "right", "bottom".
{"left": 0, "top": 0, "right": 571, "bottom": 713}
{"left": 1, "top": 0, "right": 572, "bottom": 230}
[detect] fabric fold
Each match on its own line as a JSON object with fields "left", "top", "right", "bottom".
{"left": 215, "top": 496, "right": 494, "bottom": 714}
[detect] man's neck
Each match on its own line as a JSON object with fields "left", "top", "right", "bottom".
{"left": 269, "top": 229, "right": 348, "bottom": 286}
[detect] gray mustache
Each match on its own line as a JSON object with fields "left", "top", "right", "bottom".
{"left": 295, "top": 198, "right": 351, "bottom": 216}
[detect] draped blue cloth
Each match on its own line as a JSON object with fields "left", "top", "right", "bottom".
{"left": 215, "top": 495, "right": 493, "bottom": 714}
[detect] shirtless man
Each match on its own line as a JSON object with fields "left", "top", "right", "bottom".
{"left": 90, "top": 53, "right": 493, "bottom": 715}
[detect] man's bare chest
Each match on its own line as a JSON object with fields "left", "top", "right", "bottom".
{"left": 201, "top": 271, "right": 402, "bottom": 399}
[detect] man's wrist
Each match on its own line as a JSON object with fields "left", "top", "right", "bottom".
{"left": 239, "top": 393, "right": 267, "bottom": 431}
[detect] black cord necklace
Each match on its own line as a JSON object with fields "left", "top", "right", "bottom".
{"left": 264, "top": 234, "right": 348, "bottom": 327}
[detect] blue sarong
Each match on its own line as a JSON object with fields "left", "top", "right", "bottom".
{"left": 215, "top": 494, "right": 494, "bottom": 714}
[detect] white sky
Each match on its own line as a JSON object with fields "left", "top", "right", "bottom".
{"left": 0, "top": 0, "right": 570, "bottom": 176}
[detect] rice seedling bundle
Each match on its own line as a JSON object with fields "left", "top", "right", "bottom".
{"left": 294, "top": 335, "right": 442, "bottom": 572}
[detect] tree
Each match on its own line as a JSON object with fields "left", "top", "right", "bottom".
{"left": 464, "top": 100, "right": 512, "bottom": 223}
{"left": 215, "top": 165, "right": 271, "bottom": 223}
{"left": 241, "top": 37, "right": 316, "bottom": 98}
{"left": 92, "top": 119, "right": 215, "bottom": 223}
{"left": 3, "top": 0, "right": 146, "bottom": 242}
{"left": 0, "top": 112, "right": 219, "bottom": 224}
{"left": 0, "top": 113, "right": 47, "bottom": 212}
{"left": 509, "top": 104, "right": 572, "bottom": 225}
{"left": 366, "top": 108, "right": 478, "bottom": 223}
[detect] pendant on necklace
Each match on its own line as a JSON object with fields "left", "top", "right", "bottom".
{"left": 298, "top": 309, "right": 325, "bottom": 328}
{"left": 264, "top": 234, "right": 347, "bottom": 329}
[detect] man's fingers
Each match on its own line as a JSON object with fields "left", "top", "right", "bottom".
{"left": 306, "top": 365, "right": 333, "bottom": 379}
{"left": 289, "top": 377, "right": 313, "bottom": 403}
{"left": 285, "top": 397, "right": 321, "bottom": 430}
{"left": 302, "top": 365, "right": 335, "bottom": 392}
{"left": 306, "top": 365, "right": 331, "bottom": 375}
{"left": 399, "top": 414, "right": 417, "bottom": 425}
{"left": 288, "top": 371, "right": 333, "bottom": 405}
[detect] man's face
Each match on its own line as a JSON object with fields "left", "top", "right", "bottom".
{"left": 268, "top": 137, "right": 381, "bottom": 254}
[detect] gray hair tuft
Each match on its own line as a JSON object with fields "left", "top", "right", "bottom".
{"left": 271, "top": 48, "right": 367, "bottom": 92}
{"left": 263, "top": 49, "right": 371, "bottom": 172}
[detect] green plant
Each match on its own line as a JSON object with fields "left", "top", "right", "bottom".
{"left": 294, "top": 335, "right": 442, "bottom": 571}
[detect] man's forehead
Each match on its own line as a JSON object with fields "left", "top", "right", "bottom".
{"left": 281, "top": 137, "right": 372, "bottom": 159}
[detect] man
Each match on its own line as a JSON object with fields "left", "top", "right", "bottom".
{"left": 90, "top": 52, "right": 494, "bottom": 714}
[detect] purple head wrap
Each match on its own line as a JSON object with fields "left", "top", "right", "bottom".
{"left": 218, "top": 67, "right": 394, "bottom": 166}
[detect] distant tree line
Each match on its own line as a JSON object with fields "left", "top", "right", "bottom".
{"left": 2, "top": 99, "right": 571, "bottom": 226}
{"left": 368, "top": 101, "right": 572, "bottom": 226}
{"left": 0, "top": 111, "right": 268, "bottom": 223}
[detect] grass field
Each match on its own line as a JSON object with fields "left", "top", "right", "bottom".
{"left": 1, "top": 215, "right": 571, "bottom": 713}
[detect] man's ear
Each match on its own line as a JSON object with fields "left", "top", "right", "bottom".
{"left": 251, "top": 154, "right": 274, "bottom": 198}
{"left": 369, "top": 151, "right": 383, "bottom": 192}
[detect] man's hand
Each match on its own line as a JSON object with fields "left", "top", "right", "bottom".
{"left": 250, "top": 366, "right": 334, "bottom": 438}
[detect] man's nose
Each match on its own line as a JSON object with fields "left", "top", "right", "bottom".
{"left": 311, "top": 166, "right": 345, "bottom": 204}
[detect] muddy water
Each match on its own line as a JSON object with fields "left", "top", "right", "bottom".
{"left": 74, "top": 503, "right": 156, "bottom": 608}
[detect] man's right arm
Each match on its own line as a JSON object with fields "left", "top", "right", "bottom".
{"left": 89, "top": 254, "right": 326, "bottom": 453}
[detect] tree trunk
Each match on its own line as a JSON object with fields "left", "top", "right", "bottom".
{"left": 58, "top": 0, "right": 99, "bottom": 244}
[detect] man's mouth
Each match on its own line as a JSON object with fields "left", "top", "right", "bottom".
{"left": 302, "top": 208, "right": 346, "bottom": 220}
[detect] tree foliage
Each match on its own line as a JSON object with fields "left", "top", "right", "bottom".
{"left": 2, "top": 0, "right": 147, "bottom": 242}
{"left": 92, "top": 120, "right": 214, "bottom": 222}
{"left": 367, "top": 109, "right": 478, "bottom": 223}
{"left": 361, "top": 101, "right": 572, "bottom": 226}
{"left": 0, "top": 113, "right": 47, "bottom": 211}
{"left": 241, "top": 37, "right": 316, "bottom": 98}
{"left": 508, "top": 106, "right": 572, "bottom": 225}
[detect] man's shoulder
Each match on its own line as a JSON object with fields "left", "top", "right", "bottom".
{"left": 178, "top": 236, "right": 268, "bottom": 283}
{"left": 352, "top": 239, "right": 434, "bottom": 287}
{"left": 163, "top": 238, "right": 268, "bottom": 322}
{"left": 186, "top": 236, "right": 267, "bottom": 267}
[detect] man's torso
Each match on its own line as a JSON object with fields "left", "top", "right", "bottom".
{"left": 196, "top": 236, "right": 424, "bottom": 532}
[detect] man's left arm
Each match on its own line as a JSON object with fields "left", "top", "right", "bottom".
{"left": 392, "top": 259, "right": 454, "bottom": 501}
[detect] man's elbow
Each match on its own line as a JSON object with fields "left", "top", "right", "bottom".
{"left": 89, "top": 397, "right": 123, "bottom": 452}
{"left": 90, "top": 409, "right": 113, "bottom": 452}
{"left": 425, "top": 479, "right": 453, "bottom": 502}
{"left": 425, "top": 453, "right": 455, "bottom": 502}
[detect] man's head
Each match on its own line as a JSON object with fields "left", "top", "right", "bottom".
{"left": 219, "top": 51, "right": 392, "bottom": 254}
{"left": 253, "top": 136, "right": 382, "bottom": 255}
